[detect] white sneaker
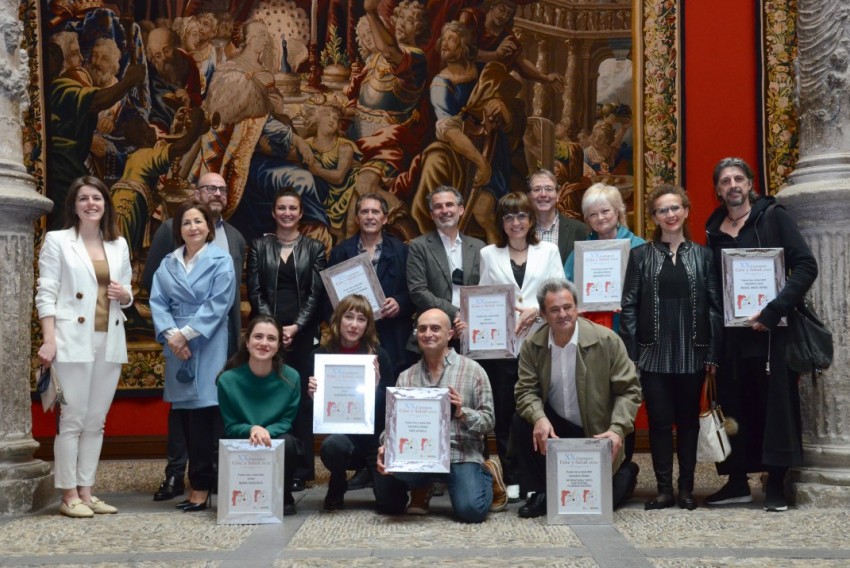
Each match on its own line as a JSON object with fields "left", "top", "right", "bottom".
{"left": 506, "top": 484, "right": 520, "bottom": 503}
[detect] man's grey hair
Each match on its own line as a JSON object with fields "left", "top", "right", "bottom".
{"left": 536, "top": 278, "right": 578, "bottom": 311}
{"left": 528, "top": 168, "right": 557, "bottom": 190}
{"left": 712, "top": 157, "right": 759, "bottom": 203}
{"left": 428, "top": 185, "right": 464, "bottom": 209}
{"left": 91, "top": 38, "right": 121, "bottom": 74}
{"left": 50, "top": 31, "right": 79, "bottom": 67}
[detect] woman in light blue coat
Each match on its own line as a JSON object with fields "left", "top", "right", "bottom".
{"left": 150, "top": 199, "right": 235, "bottom": 512}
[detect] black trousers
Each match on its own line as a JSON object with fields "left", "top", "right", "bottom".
{"left": 480, "top": 358, "right": 519, "bottom": 485}
{"left": 164, "top": 407, "right": 189, "bottom": 480}
{"left": 181, "top": 406, "right": 223, "bottom": 492}
{"left": 641, "top": 371, "right": 704, "bottom": 492}
{"left": 285, "top": 331, "right": 317, "bottom": 481}
{"left": 274, "top": 433, "right": 299, "bottom": 505}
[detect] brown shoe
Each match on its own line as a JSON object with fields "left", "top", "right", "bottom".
{"left": 406, "top": 485, "right": 433, "bottom": 515}
{"left": 484, "top": 459, "right": 507, "bottom": 512}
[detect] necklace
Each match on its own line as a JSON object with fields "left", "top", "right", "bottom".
{"left": 508, "top": 243, "right": 529, "bottom": 252}
{"left": 278, "top": 234, "right": 301, "bottom": 249}
{"left": 727, "top": 209, "right": 751, "bottom": 227}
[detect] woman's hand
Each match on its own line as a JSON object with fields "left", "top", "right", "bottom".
{"left": 249, "top": 425, "right": 272, "bottom": 447}
{"left": 281, "top": 324, "right": 298, "bottom": 347}
{"left": 167, "top": 331, "right": 189, "bottom": 355}
{"left": 107, "top": 280, "right": 130, "bottom": 304}
{"left": 307, "top": 376, "right": 317, "bottom": 399}
{"left": 747, "top": 312, "right": 768, "bottom": 332}
{"left": 38, "top": 342, "right": 56, "bottom": 367}
{"left": 515, "top": 307, "right": 540, "bottom": 336}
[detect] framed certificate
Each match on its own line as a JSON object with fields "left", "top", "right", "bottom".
{"left": 574, "top": 239, "right": 631, "bottom": 312}
{"left": 312, "top": 354, "right": 377, "bottom": 434}
{"left": 721, "top": 248, "right": 787, "bottom": 327}
{"left": 384, "top": 387, "right": 451, "bottom": 473}
{"left": 320, "top": 253, "right": 387, "bottom": 320}
{"left": 459, "top": 285, "right": 517, "bottom": 359}
{"left": 546, "top": 438, "right": 613, "bottom": 525}
{"left": 217, "top": 439, "right": 285, "bottom": 525}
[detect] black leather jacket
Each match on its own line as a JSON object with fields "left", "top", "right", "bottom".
{"left": 247, "top": 234, "right": 327, "bottom": 331}
{"left": 619, "top": 240, "right": 723, "bottom": 365}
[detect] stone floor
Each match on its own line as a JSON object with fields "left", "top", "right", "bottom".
{"left": 1, "top": 455, "right": 849, "bottom": 568}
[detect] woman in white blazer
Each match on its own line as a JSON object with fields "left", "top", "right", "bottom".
{"left": 478, "top": 191, "right": 566, "bottom": 502}
{"left": 36, "top": 176, "right": 133, "bottom": 518}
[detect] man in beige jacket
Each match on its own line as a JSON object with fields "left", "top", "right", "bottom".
{"left": 512, "top": 278, "right": 641, "bottom": 518}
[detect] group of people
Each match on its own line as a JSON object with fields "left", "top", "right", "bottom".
{"left": 36, "top": 156, "right": 817, "bottom": 521}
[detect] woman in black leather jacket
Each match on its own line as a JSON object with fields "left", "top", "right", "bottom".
{"left": 247, "top": 188, "right": 327, "bottom": 487}
{"left": 620, "top": 184, "right": 723, "bottom": 511}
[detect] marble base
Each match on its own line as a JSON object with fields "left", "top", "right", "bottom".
{"left": 0, "top": 458, "right": 53, "bottom": 514}
{"left": 790, "top": 467, "right": 850, "bottom": 508}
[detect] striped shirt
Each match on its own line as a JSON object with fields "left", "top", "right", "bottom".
{"left": 397, "top": 349, "right": 494, "bottom": 464}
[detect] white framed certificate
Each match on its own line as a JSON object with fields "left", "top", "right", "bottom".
{"left": 321, "top": 253, "right": 387, "bottom": 320}
{"left": 546, "top": 438, "right": 613, "bottom": 525}
{"left": 217, "top": 439, "right": 285, "bottom": 525}
{"left": 574, "top": 239, "right": 630, "bottom": 311}
{"left": 312, "top": 354, "right": 377, "bottom": 434}
{"left": 384, "top": 387, "right": 451, "bottom": 473}
{"left": 721, "top": 248, "right": 787, "bottom": 327}
{"left": 459, "top": 285, "right": 517, "bottom": 359}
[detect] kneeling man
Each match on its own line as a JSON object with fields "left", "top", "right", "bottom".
{"left": 375, "top": 309, "right": 506, "bottom": 523}
{"left": 513, "top": 278, "right": 641, "bottom": 518}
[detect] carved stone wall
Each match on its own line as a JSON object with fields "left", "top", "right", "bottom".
{"left": 0, "top": 0, "right": 54, "bottom": 514}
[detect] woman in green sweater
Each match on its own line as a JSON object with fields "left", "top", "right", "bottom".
{"left": 217, "top": 315, "right": 301, "bottom": 516}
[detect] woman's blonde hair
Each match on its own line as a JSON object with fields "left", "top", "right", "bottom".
{"left": 581, "top": 183, "right": 627, "bottom": 227}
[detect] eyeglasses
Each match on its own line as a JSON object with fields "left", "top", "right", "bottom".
{"left": 530, "top": 185, "right": 557, "bottom": 194}
{"left": 199, "top": 185, "right": 228, "bottom": 196}
{"left": 654, "top": 205, "right": 683, "bottom": 216}
{"left": 502, "top": 212, "right": 530, "bottom": 223}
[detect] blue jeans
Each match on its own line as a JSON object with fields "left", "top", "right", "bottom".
{"left": 374, "top": 462, "right": 493, "bottom": 523}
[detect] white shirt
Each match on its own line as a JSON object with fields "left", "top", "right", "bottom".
{"left": 438, "top": 229, "right": 463, "bottom": 309}
{"left": 547, "top": 324, "right": 581, "bottom": 426}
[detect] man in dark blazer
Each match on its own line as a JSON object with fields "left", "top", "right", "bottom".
{"left": 527, "top": 169, "right": 587, "bottom": 264}
{"left": 142, "top": 171, "right": 246, "bottom": 501}
{"left": 407, "top": 185, "right": 485, "bottom": 328}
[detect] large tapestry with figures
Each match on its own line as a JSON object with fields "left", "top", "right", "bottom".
{"left": 22, "top": 0, "right": 682, "bottom": 391}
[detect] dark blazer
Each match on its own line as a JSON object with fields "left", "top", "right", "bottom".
{"left": 407, "top": 230, "right": 485, "bottom": 321}
{"left": 328, "top": 233, "right": 414, "bottom": 377}
{"left": 556, "top": 214, "right": 589, "bottom": 265}
{"left": 247, "top": 234, "right": 327, "bottom": 334}
{"left": 142, "top": 218, "right": 245, "bottom": 356}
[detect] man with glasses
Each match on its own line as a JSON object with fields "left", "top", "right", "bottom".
{"left": 527, "top": 169, "right": 587, "bottom": 264}
{"left": 142, "top": 171, "right": 246, "bottom": 502}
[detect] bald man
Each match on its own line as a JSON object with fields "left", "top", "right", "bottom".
{"left": 374, "top": 309, "right": 505, "bottom": 523}
{"left": 143, "top": 172, "right": 246, "bottom": 501}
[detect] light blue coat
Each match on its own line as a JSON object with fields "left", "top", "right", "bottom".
{"left": 150, "top": 245, "right": 235, "bottom": 409}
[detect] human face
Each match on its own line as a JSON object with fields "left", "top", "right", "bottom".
{"left": 317, "top": 109, "right": 341, "bottom": 136}
{"left": 180, "top": 208, "right": 210, "bottom": 249}
{"left": 340, "top": 310, "right": 368, "bottom": 348}
{"left": 147, "top": 29, "right": 175, "bottom": 69}
{"left": 440, "top": 29, "right": 463, "bottom": 63}
{"left": 356, "top": 198, "right": 386, "bottom": 236}
{"left": 528, "top": 175, "right": 558, "bottom": 215}
{"left": 652, "top": 193, "right": 689, "bottom": 238}
{"left": 64, "top": 39, "right": 83, "bottom": 70}
{"left": 502, "top": 210, "right": 531, "bottom": 241}
{"left": 183, "top": 22, "right": 200, "bottom": 51}
{"left": 394, "top": 8, "right": 421, "bottom": 46}
{"left": 273, "top": 196, "right": 302, "bottom": 231}
{"left": 197, "top": 14, "right": 217, "bottom": 43}
{"left": 246, "top": 24, "right": 270, "bottom": 55}
{"left": 542, "top": 289, "right": 578, "bottom": 341}
{"left": 195, "top": 174, "right": 228, "bottom": 217}
{"left": 75, "top": 185, "right": 105, "bottom": 227}
{"left": 246, "top": 322, "right": 280, "bottom": 363}
{"left": 584, "top": 199, "right": 619, "bottom": 239}
{"left": 715, "top": 166, "right": 752, "bottom": 207}
{"left": 429, "top": 191, "right": 464, "bottom": 232}
{"left": 415, "top": 310, "right": 453, "bottom": 355}
{"left": 487, "top": 3, "right": 516, "bottom": 28}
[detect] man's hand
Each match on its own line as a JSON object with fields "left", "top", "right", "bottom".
{"left": 533, "top": 417, "right": 558, "bottom": 455}
{"left": 495, "top": 37, "right": 519, "bottom": 61}
{"left": 448, "top": 386, "right": 464, "bottom": 419}
{"left": 593, "top": 430, "right": 623, "bottom": 460}
{"left": 547, "top": 72, "right": 565, "bottom": 93}
{"left": 377, "top": 445, "right": 390, "bottom": 475}
{"left": 381, "top": 297, "right": 400, "bottom": 319}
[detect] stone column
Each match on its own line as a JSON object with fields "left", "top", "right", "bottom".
{"left": 781, "top": 0, "right": 850, "bottom": 507}
{"left": 531, "top": 35, "right": 550, "bottom": 117}
{"left": 561, "top": 39, "right": 581, "bottom": 127}
{"left": 0, "top": 1, "right": 55, "bottom": 514}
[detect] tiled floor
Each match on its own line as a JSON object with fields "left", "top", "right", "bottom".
{"left": 1, "top": 455, "right": 849, "bottom": 568}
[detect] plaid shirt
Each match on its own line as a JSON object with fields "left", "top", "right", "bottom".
{"left": 397, "top": 349, "right": 494, "bottom": 464}
{"left": 536, "top": 216, "right": 559, "bottom": 246}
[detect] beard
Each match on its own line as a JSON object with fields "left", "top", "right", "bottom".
{"left": 153, "top": 55, "right": 188, "bottom": 86}
{"left": 60, "top": 66, "right": 93, "bottom": 87}
{"left": 85, "top": 65, "right": 115, "bottom": 88}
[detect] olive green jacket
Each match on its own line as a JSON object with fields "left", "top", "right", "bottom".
{"left": 515, "top": 318, "right": 642, "bottom": 470}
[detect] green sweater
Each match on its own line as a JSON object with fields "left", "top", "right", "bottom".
{"left": 217, "top": 364, "right": 300, "bottom": 439}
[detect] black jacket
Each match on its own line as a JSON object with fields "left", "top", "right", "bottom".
{"left": 619, "top": 240, "right": 723, "bottom": 365}
{"left": 247, "top": 234, "right": 327, "bottom": 332}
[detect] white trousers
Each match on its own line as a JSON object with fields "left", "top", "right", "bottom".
{"left": 52, "top": 332, "right": 121, "bottom": 489}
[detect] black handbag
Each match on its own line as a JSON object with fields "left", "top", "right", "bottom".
{"left": 786, "top": 299, "right": 833, "bottom": 382}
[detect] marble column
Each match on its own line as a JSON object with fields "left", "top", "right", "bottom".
{"left": 0, "top": 0, "right": 55, "bottom": 514}
{"left": 780, "top": 0, "right": 850, "bottom": 507}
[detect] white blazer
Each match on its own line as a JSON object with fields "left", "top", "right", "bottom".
{"left": 479, "top": 241, "right": 566, "bottom": 310}
{"left": 35, "top": 228, "right": 133, "bottom": 364}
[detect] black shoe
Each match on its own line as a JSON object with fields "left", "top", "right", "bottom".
{"left": 644, "top": 492, "right": 675, "bottom": 510}
{"left": 705, "top": 478, "right": 753, "bottom": 506}
{"left": 154, "top": 475, "right": 185, "bottom": 501}
{"left": 182, "top": 492, "right": 211, "bottom": 512}
{"left": 324, "top": 472, "right": 347, "bottom": 511}
{"left": 284, "top": 503, "right": 297, "bottom": 516}
{"left": 347, "top": 468, "right": 373, "bottom": 490}
{"left": 677, "top": 490, "right": 698, "bottom": 511}
{"left": 624, "top": 462, "right": 640, "bottom": 501}
{"left": 291, "top": 478, "right": 306, "bottom": 492}
{"left": 518, "top": 492, "right": 547, "bottom": 518}
{"left": 764, "top": 478, "right": 788, "bottom": 512}
{"left": 175, "top": 499, "right": 192, "bottom": 510}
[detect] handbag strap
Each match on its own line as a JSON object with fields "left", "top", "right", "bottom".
{"left": 700, "top": 370, "right": 718, "bottom": 413}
